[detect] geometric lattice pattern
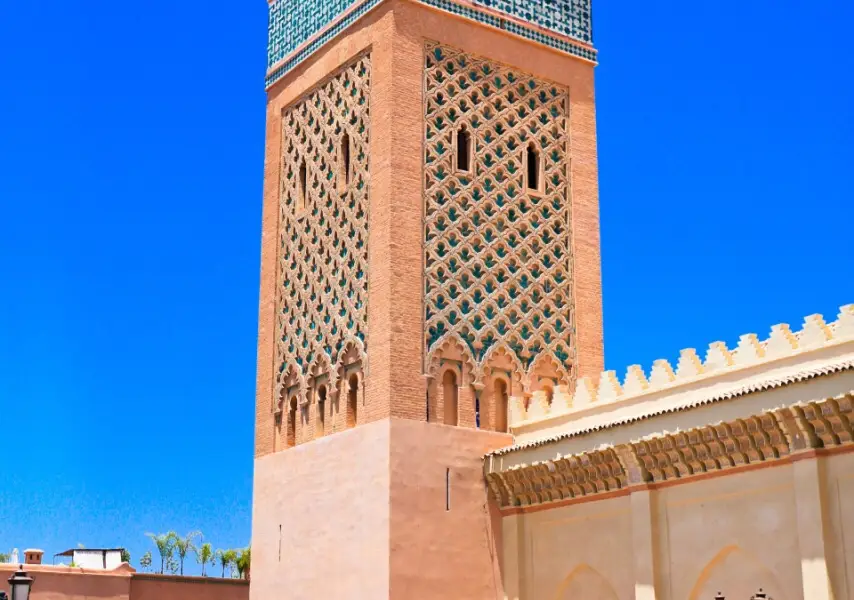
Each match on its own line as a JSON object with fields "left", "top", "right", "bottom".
{"left": 266, "top": 0, "right": 595, "bottom": 88}
{"left": 423, "top": 43, "right": 573, "bottom": 371}
{"left": 276, "top": 55, "right": 371, "bottom": 387}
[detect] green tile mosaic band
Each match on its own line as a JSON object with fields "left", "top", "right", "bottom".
{"left": 266, "top": 0, "right": 595, "bottom": 88}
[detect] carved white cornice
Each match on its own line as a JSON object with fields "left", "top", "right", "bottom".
{"left": 486, "top": 393, "right": 854, "bottom": 510}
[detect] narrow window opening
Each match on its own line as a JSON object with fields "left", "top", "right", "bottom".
{"left": 543, "top": 384, "right": 554, "bottom": 405}
{"left": 273, "top": 413, "right": 283, "bottom": 451}
{"left": 317, "top": 385, "right": 327, "bottom": 436}
{"left": 443, "top": 370, "right": 458, "bottom": 426}
{"left": 339, "top": 133, "right": 351, "bottom": 193}
{"left": 475, "top": 393, "right": 481, "bottom": 429}
{"left": 297, "top": 159, "right": 307, "bottom": 212}
{"left": 347, "top": 374, "right": 358, "bottom": 429}
{"left": 287, "top": 396, "right": 297, "bottom": 447}
{"left": 526, "top": 143, "right": 540, "bottom": 191}
{"left": 445, "top": 468, "right": 451, "bottom": 511}
{"left": 278, "top": 525, "right": 282, "bottom": 562}
{"left": 495, "top": 380, "right": 509, "bottom": 433}
{"left": 456, "top": 126, "right": 471, "bottom": 172}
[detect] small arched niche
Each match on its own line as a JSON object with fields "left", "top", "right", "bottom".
{"left": 542, "top": 383, "right": 554, "bottom": 405}
{"left": 443, "top": 370, "right": 459, "bottom": 426}
{"left": 287, "top": 396, "right": 297, "bottom": 447}
{"left": 555, "top": 564, "right": 619, "bottom": 600}
{"left": 347, "top": 374, "right": 359, "bottom": 429}
{"left": 688, "top": 546, "right": 784, "bottom": 600}
{"left": 316, "top": 385, "right": 327, "bottom": 436}
{"left": 494, "top": 379, "right": 509, "bottom": 433}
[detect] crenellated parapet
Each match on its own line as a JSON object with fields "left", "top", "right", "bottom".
{"left": 508, "top": 305, "right": 854, "bottom": 436}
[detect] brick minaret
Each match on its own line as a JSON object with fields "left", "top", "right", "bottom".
{"left": 251, "top": 0, "right": 602, "bottom": 597}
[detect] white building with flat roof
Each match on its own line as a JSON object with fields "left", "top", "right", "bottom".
{"left": 55, "top": 548, "right": 123, "bottom": 570}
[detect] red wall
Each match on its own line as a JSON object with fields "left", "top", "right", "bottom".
{"left": 130, "top": 574, "right": 248, "bottom": 600}
{"left": 0, "top": 565, "right": 248, "bottom": 600}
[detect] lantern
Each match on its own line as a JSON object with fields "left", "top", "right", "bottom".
{"left": 7, "top": 567, "right": 33, "bottom": 600}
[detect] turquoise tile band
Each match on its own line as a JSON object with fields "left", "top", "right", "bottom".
{"left": 266, "top": 0, "right": 595, "bottom": 88}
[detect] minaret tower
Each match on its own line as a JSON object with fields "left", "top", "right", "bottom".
{"left": 251, "top": 0, "right": 603, "bottom": 597}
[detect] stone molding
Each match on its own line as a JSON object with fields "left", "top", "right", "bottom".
{"left": 509, "top": 305, "right": 854, "bottom": 432}
{"left": 486, "top": 392, "right": 854, "bottom": 509}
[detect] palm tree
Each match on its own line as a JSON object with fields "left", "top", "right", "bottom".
{"left": 173, "top": 531, "right": 200, "bottom": 575}
{"left": 194, "top": 542, "right": 214, "bottom": 577}
{"left": 140, "top": 551, "right": 152, "bottom": 573}
{"left": 215, "top": 549, "right": 237, "bottom": 578}
{"left": 236, "top": 547, "right": 251, "bottom": 580}
{"left": 145, "top": 531, "right": 177, "bottom": 574}
{"left": 166, "top": 555, "right": 179, "bottom": 575}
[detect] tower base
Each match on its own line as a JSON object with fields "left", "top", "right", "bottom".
{"left": 251, "top": 418, "right": 512, "bottom": 599}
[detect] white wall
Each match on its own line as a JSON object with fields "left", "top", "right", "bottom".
{"left": 72, "top": 550, "right": 122, "bottom": 570}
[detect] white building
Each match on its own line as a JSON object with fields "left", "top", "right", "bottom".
{"left": 55, "top": 548, "right": 124, "bottom": 570}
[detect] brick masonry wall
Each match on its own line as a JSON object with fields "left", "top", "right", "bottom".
{"left": 394, "top": 0, "right": 604, "bottom": 383}
{"left": 255, "top": 5, "right": 396, "bottom": 457}
{"left": 255, "top": 0, "right": 604, "bottom": 456}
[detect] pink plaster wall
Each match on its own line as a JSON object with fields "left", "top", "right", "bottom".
{"left": 0, "top": 566, "right": 131, "bottom": 600}
{"left": 251, "top": 418, "right": 511, "bottom": 599}
{"left": 250, "top": 419, "right": 392, "bottom": 600}
{"left": 0, "top": 566, "right": 248, "bottom": 600}
{"left": 130, "top": 574, "right": 248, "bottom": 600}
{"left": 389, "top": 419, "right": 512, "bottom": 599}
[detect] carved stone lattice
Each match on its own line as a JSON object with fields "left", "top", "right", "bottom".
{"left": 423, "top": 42, "right": 573, "bottom": 377}
{"left": 276, "top": 55, "right": 371, "bottom": 400}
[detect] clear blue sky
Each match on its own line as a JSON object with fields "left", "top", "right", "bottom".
{"left": 1, "top": 0, "right": 851, "bottom": 574}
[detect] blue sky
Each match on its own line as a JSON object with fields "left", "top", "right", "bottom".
{"left": 0, "top": 0, "right": 851, "bottom": 575}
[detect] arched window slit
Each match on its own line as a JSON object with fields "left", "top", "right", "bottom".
{"left": 347, "top": 374, "right": 358, "bottom": 429}
{"left": 526, "top": 143, "right": 540, "bottom": 191}
{"left": 443, "top": 370, "right": 459, "bottom": 426}
{"left": 456, "top": 126, "right": 471, "bottom": 172}
{"left": 340, "top": 133, "right": 351, "bottom": 192}
{"left": 287, "top": 396, "right": 297, "bottom": 447}
{"left": 317, "top": 385, "right": 327, "bottom": 436}
{"left": 298, "top": 159, "right": 307, "bottom": 212}
{"left": 495, "top": 379, "right": 509, "bottom": 433}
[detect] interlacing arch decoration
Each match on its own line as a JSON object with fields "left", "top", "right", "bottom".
{"left": 275, "top": 54, "right": 371, "bottom": 408}
{"left": 423, "top": 42, "right": 575, "bottom": 395}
